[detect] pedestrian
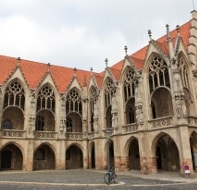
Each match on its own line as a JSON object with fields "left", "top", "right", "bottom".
{"left": 183, "top": 163, "right": 190, "bottom": 177}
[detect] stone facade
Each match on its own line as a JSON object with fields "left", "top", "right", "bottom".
{"left": 0, "top": 10, "right": 197, "bottom": 175}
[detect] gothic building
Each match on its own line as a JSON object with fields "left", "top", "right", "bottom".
{"left": 0, "top": 10, "right": 197, "bottom": 175}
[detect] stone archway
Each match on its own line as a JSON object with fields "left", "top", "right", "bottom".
{"left": 89, "top": 142, "right": 95, "bottom": 169}
{"left": 0, "top": 144, "right": 23, "bottom": 170}
{"left": 190, "top": 131, "right": 197, "bottom": 171}
{"left": 128, "top": 138, "right": 140, "bottom": 170}
{"left": 66, "top": 144, "right": 83, "bottom": 169}
{"left": 33, "top": 144, "right": 55, "bottom": 170}
{"left": 152, "top": 133, "right": 180, "bottom": 172}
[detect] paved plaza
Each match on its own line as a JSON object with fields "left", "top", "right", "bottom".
{"left": 0, "top": 169, "right": 197, "bottom": 190}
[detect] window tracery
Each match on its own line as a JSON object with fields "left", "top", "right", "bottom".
{"left": 105, "top": 78, "right": 116, "bottom": 108}
{"left": 149, "top": 55, "right": 170, "bottom": 93}
{"left": 66, "top": 88, "right": 82, "bottom": 115}
{"left": 124, "top": 69, "right": 138, "bottom": 102}
{"left": 37, "top": 85, "right": 55, "bottom": 112}
{"left": 3, "top": 79, "right": 25, "bottom": 109}
{"left": 89, "top": 87, "right": 97, "bottom": 131}
{"left": 178, "top": 56, "right": 190, "bottom": 90}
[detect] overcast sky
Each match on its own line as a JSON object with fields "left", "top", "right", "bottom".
{"left": 0, "top": 0, "right": 195, "bottom": 72}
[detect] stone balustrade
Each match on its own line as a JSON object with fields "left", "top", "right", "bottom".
{"left": 148, "top": 116, "right": 173, "bottom": 130}
{"left": 65, "top": 132, "right": 85, "bottom": 141}
{"left": 188, "top": 116, "right": 197, "bottom": 126}
{"left": 34, "top": 131, "right": 57, "bottom": 139}
{"left": 0, "top": 129, "right": 26, "bottom": 138}
{"left": 122, "top": 123, "right": 139, "bottom": 133}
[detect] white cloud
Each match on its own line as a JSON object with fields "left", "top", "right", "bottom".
{"left": 0, "top": 0, "right": 194, "bottom": 72}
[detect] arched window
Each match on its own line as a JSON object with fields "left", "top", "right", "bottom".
{"left": 1, "top": 119, "right": 13, "bottom": 129}
{"left": 66, "top": 88, "right": 82, "bottom": 115}
{"left": 37, "top": 85, "right": 55, "bottom": 112}
{"left": 3, "top": 79, "right": 25, "bottom": 110}
{"left": 149, "top": 55, "right": 170, "bottom": 93}
{"left": 104, "top": 78, "right": 116, "bottom": 108}
{"left": 178, "top": 55, "right": 190, "bottom": 90}
{"left": 124, "top": 69, "right": 137, "bottom": 102}
{"left": 89, "top": 87, "right": 97, "bottom": 132}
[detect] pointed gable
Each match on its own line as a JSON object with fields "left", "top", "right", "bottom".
{"left": 50, "top": 66, "right": 93, "bottom": 93}
{"left": 20, "top": 59, "right": 48, "bottom": 89}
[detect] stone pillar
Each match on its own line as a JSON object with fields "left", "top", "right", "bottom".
{"left": 138, "top": 134, "right": 152, "bottom": 174}
{"left": 83, "top": 140, "right": 89, "bottom": 169}
{"left": 179, "top": 126, "right": 193, "bottom": 174}
{"left": 56, "top": 140, "right": 65, "bottom": 170}
{"left": 23, "top": 140, "right": 34, "bottom": 171}
{"left": 95, "top": 138, "right": 106, "bottom": 170}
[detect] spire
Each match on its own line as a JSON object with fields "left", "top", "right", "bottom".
{"left": 176, "top": 25, "right": 180, "bottom": 37}
{"left": 124, "top": 46, "right": 128, "bottom": 56}
{"left": 148, "top": 29, "right": 152, "bottom": 41}
{"left": 166, "top": 24, "right": 172, "bottom": 41}
{"left": 188, "top": 10, "right": 197, "bottom": 65}
{"left": 166, "top": 24, "right": 174, "bottom": 59}
{"left": 90, "top": 67, "right": 93, "bottom": 76}
{"left": 47, "top": 63, "right": 51, "bottom": 72}
{"left": 17, "top": 57, "right": 21, "bottom": 67}
{"left": 105, "top": 58, "right": 108, "bottom": 68}
{"left": 74, "top": 67, "right": 77, "bottom": 77}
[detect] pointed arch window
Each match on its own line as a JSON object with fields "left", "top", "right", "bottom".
{"left": 66, "top": 88, "right": 82, "bottom": 115}
{"left": 149, "top": 55, "right": 170, "bottom": 93}
{"left": 105, "top": 78, "right": 116, "bottom": 108}
{"left": 3, "top": 79, "right": 25, "bottom": 110}
{"left": 124, "top": 69, "right": 137, "bottom": 102}
{"left": 37, "top": 85, "right": 55, "bottom": 112}
{"left": 89, "top": 87, "right": 97, "bottom": 132}
{"left": 178, "top": 55, "right": 190, "bottom": 90}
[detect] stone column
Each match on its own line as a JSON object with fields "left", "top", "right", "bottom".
{"left": 23, "top": 140, "right": 34, "bottom": 171}
{"left": 56, "top": 140, "right": 65, "bottom": 170}
{"left": 179, "top": 126, "right": 193, "bottom": 174}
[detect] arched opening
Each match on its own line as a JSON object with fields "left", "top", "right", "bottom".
{"left": 125, "top": 98, "right": 136, "bottom": 124}
{"left": 66, "top": 113, "right": 82, "bottom": 132}
{"left": 106, "top": 106, "right": 112, "bottom": 128}
{"left": 109, "top": 140, "right": 114, "bottom": 168}
{"left": 89, "top": 142, "right": 95, "bottom": 169}
{"left": 190, "top": 132, "right": 197, "bottom": 171}
{"left": 153, "top": 133, "right": 180, "bottom": 171}
{"left": 66, "top": 144, "right": 83, "bottom": 169}
{"left": 128, "top": 138, "right": 140, "bottom": 170}
{"left": 1, "top": 107, "right": 24, "bottom": 130}
{"left": 0, "top": 144, "right": 23, "bottom": 170}
{"left": 151, "top": 88, "right": 173, "bottom": 119}
{"left": 36, "top": 110, "right": 55, "bottom": 131}
{"left": 33, "top": 144, "right": 55, "bottom": 170}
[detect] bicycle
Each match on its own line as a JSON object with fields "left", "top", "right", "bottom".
{"left": 104, "top": 167, "right": 118, "bottom": 185}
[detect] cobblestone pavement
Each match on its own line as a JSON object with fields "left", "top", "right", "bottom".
{"left": 0, "top": 169, "right": 196, "bottom": 190}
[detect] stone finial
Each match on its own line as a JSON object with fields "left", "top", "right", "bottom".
{"left": 74, "top": 67, "right": 77, "bottom": 77}
{"left": 17, "top": 57, "right": 21, "bottom": 66}
{"left": 90, "top": 67, "right": 93, "bottom": 76}
{"left": 148, "top": 29, "right": 152, "bottom": 40}
{"left": 124, "top": 46, "right": 128, "bottom": 56}
{"left": 166, "top": 24, "right": 171, "bottom": 41}
{"left": 47, "top": 63, "right": 51, "bottom": 72}
{"left": 105, "top": 58, "right": 108, "bottom": 68}
{"left": 176, "top": 25, "right": 180, "bottom": 36}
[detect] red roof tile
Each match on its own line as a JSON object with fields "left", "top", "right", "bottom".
{"left": 0, "top": 21, "right": 191, "bottom": 92}
{"left": 0, "top": 55, "right": 17, "bottom": 84}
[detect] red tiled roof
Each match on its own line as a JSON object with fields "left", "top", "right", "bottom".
{"left": 0, "top": 21, "right": 191, "bottom": 92}
{"left": 0, "top": 55, "right": 17, "bottom": 84}
{"left": 20, "top": 59, "right": 48, "bottom": 89}
{"left": 111, "top": 21, "right": 191, "bottom": 75}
